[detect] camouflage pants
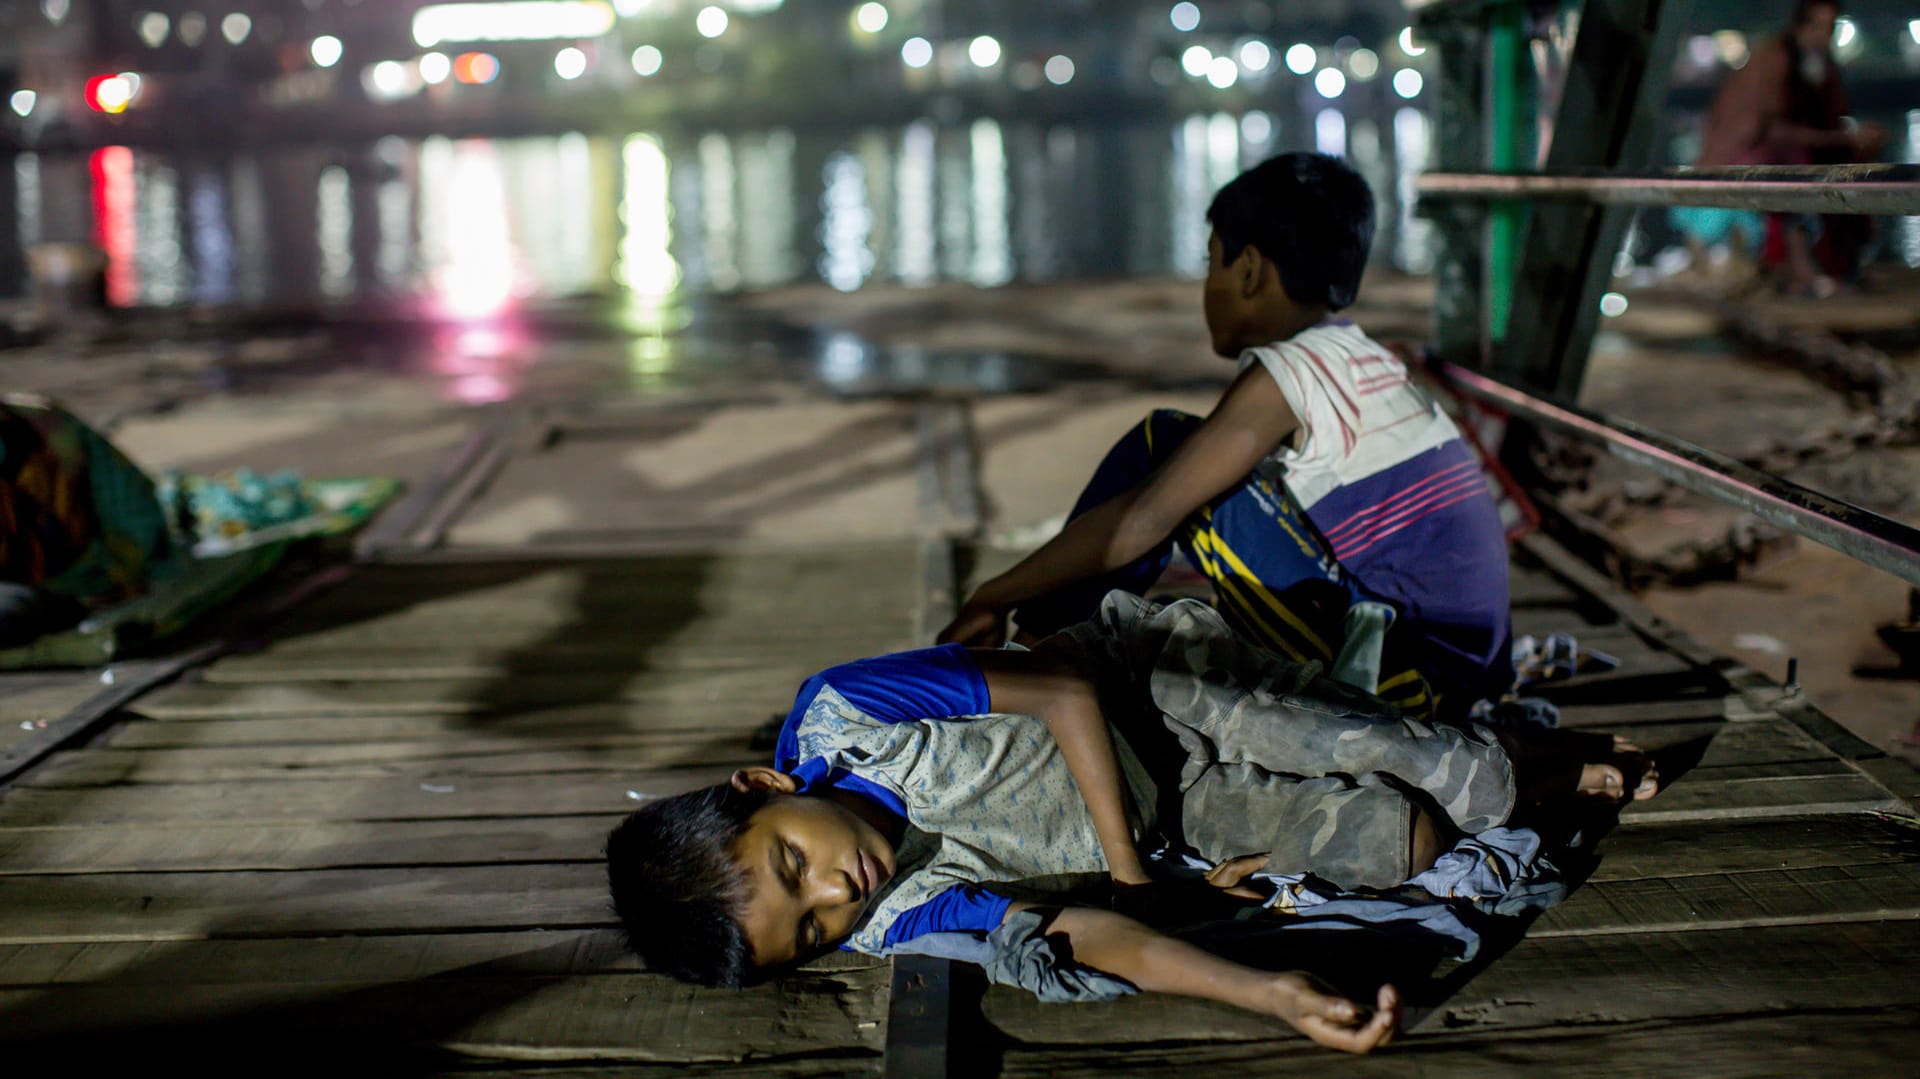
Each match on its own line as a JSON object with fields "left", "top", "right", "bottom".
{"left": 1061, "top": 591, "right": 1517, "bottom": 890}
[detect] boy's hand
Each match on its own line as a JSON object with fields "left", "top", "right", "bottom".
{"left": 1265, "top": 976, "right": 1399, "bottom": 1054}
{"left": 938, "top": 601, "right": 1006, "bottom": 647}
{"left": 1204, "top": 853, "right": 1272, "bottom": 899}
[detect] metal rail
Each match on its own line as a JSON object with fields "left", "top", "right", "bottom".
{"left": 1427, "top": 358, "right": 1920, "bottom": 589}
{"left": 1419, "top": 164, "right": 1920, "bottom": 215}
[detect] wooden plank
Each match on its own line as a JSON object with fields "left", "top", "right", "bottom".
{"left": 992, "top": 1008, "right": 1920, "bottom": 1076}
{"left": 0, "top": 816, "right": 617, "bottom": 873}
{"left": 977, "top": 920, "right": 1920, "bottom": 1052}
{"left": 1533, "top": 860, "right": 1920, "bottom": 935}
{"left": 202, "top": 641, "right": 872, "bottom": 682}
{"left": 0, "top": 965, "right": 890, "bottom": 1064}
{"left": 135, "top": 666, "right": 814, "bottom": 719}
{"left": 0, "top": 768, "right": 733, "bottom": 826}
{"left": 104, "top": 711, "right": 772, "bottom": 748}
{"left": 0, "top": 930, "right": 880, "bottom": 985}
{"left": 0, "top": 863, "right": 615, "bottom": 942}
{"left": 1619, "top": 771, "right": 1899, "bottom": 822}
{"left": 1586, "top": 812, "right": 1920, "bottom": 882}
{"left": 1550, "top": 696, "right": 1732, "bottom": 727}
{"left": 24, "top": 738, "right": 767, "bottom": 788}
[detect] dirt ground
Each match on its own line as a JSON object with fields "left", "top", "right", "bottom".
{"left": 738, "top": 268, "right": 1920, "bottom": 760}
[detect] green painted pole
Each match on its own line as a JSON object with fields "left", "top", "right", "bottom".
{"left": 1487, "top": 2, "right": 1525, "bottom": 344}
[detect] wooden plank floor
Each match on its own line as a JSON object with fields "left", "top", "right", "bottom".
{"left": 0, "top": 545, "right": 925, "bottom": 1073}
{"left": 1, "top": 535, "right": 1916, "bottom": 1073}
{"left": 968, "top": 540, "right": 1920, "bottom": 1075}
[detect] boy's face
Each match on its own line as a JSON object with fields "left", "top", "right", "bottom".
{"left": 1202, "top": 230, "right": 1268, "bottom": 358}
{"left": 727, "top": 779, "right": 897, "bottom": 968}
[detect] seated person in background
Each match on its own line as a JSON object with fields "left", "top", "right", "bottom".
{"left": 940, "top": 152, "right": 1514, "bottom": 723}
{"left": 608, "top": 593, "right": 1656, "bottom": 1054}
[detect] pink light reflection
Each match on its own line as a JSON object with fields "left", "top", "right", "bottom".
{"left": 450, "top": 374, "right": 513, "bottom": 404}
{"left": 90, "top": 147, "right": 136, "bottom": 307}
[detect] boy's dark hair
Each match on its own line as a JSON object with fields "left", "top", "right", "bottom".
{"left": 1791, "top": 0, "right": 1840, "bottom": 27}
{"left": 1207, "top": 152, "right": 1376, "bottom": 311}
{"left": 606, "top": 783, "right": 770, "bottom": 988}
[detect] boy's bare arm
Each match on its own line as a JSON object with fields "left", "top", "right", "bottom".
{"left": 973, "top": 647, "right": 1149, "bottom": 884}
{"left": 1008, "top": 902, "right": 1399, "bottom": 1054}
{"left": 941, "top": 366, "right": 1298, "bottom": 647}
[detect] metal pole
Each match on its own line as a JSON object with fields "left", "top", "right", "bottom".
{"left": 1429, "top": 358, "right": 1920, "bottom": 588}
{"left": 1485, "top": 1, "right": 1525, "bottom": 345}
{"left": 1418, "top": 170, "right": 1920, "bottom": 215}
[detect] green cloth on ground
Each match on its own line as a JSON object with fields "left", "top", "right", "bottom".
{"left": 0, "top": 395, "right": 400, "bottom": 669}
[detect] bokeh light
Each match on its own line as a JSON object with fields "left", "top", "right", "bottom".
{"left": 696, "top": 6, "right": 728, "bottom": 38}
{"left": 1314, "top": 67, "right": 1346, "bottom": 98}
{"left": 1393, "top": 68, "right": 1423, "bottom": 98}
{"left": 1207, "top": 55, "right": 1238, "bottom": 89}
{"left": 631, "top": 44, "right": 663, "bottom": 75}
{"left": 454, "top": 51, "right": 501, "bottom": 84}
{"left": 1285, "top": 43, "right": 1316, "bottom": 75}
{"left": 311, "top": 35, "right": 344, "bottom": 68}
{"left": 220, "top": 13, "right": 251, "bottom": 45}
{"left": 554, "top": 46, "right": 588, "bottom": 79}
{"left": 1238, "top": 40, "right": 1271, "bottom": 72}
{"left": 1348, "top": 48, "right": 1379, "bottom": 80}
{"left": 420, "top": 52, "right": 453, "bottom": 83}
{"left": 1181, "top": 45, "right": 1212, "bottom": 78}
{"left": 9, "top": 90, "right": 35, "bottom": 118}
{"left": 1398, "top": 27, "right": 1425, "bottom": 56}
{"left": 1044, "top": 55, "right": 1074, "bottom": 85}
{"left": 969, "top": 35, "right": 1001, "bottom": 68}
{"left": 1169, "top": 2, "right": 1200, "bottom": 32}
{"left": 854, "top": 2, "right": 888, "bottom": 34}
{"left": 901, "top": 36, "right": 932, "bottom": 68}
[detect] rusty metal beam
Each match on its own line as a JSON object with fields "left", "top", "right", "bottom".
{"left": 1428, "top": 358, "right": 1920, "bottom": 589}
{"left": 1419, "top": 164, "right": 1920, "bottom": 215}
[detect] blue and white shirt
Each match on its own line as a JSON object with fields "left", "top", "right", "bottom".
{"left": 774, "top": 644, "right": 1129, "bottom": 955}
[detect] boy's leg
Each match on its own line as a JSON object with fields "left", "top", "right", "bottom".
{"left": 1011, "top": 410, "right": 1199, "bottom": 639}
{"left": 1140, "top": 599, "right": 1515, "bottom": 836}
{"left": 1184, "top": 766, "right": 1419, "bottom": 890}
{"left": 1181, "top": 467, "right": 1441, "bottom": 718}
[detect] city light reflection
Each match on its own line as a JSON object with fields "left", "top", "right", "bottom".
{"left": 820, "top": 151, "right": 874, "bottom": 292}
{"left": 896, "top": 122, "right": 936, "bottom": 285}
{"left": 969, "top": 119, "right": 1011, "bottom": 287}
{"left": 699, "top": 133, "right": 740, "bottom": 290}
{"left": 431, "top": 140, "right": 518, "bottom": 318}
{"left": 90, "top": 147, "right": 136, "bottom": 306}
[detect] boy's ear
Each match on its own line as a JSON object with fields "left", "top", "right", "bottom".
{"left": 731, "top": 767, "right": 800, "bottom": 794}
{"left": 1235, "top": 244, "right": 1269, "bottom": 299}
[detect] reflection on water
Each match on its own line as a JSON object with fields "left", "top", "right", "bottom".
{"left": 6, "top": 112, "right": 1915, "bottom": 313}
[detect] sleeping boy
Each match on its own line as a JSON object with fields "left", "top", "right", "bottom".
{"left": 606, "top": 593, "right": 1655, "bottom": 1054}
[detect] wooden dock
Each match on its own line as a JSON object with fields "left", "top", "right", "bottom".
{"left": 2, "top": 393, "right": 1917, "bottom": 1074}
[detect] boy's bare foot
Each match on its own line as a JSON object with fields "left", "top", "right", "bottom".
{"left": 1580, "top": 737, "right": 1660, "bottom": 803}
{"left": 1500, "top": 729, "right": 1660, "bottom": 817}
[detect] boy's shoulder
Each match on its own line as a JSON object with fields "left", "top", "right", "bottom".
{"left": 1259, "top": 318, "right": 1385, "bottom": 360}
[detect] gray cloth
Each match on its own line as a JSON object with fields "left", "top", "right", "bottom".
{"left": 885, "top": 909, "right": 1139, "bottom": 1003}
{"left": 1061, "top": 592, "right": 1517, "bottom": 889}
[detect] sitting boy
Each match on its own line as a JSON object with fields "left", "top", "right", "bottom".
{"left": 940, "top": 153, "right": 1512, "bottom": 721}
{"left": 607, "top": 594, "right": 1654, "bottom": 1054}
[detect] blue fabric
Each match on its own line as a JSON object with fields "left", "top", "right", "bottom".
{"left": 1014, "top": 409, "right": 1351, "bottom": 640}
{"left": 878, "top": 883, "right": 1012, "bottom": 949}
{"left": 775, "top": 643, "right": 990, "bottom": 765}
{"left": 775, "top": 643, "right": 991, "bottom": 820}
